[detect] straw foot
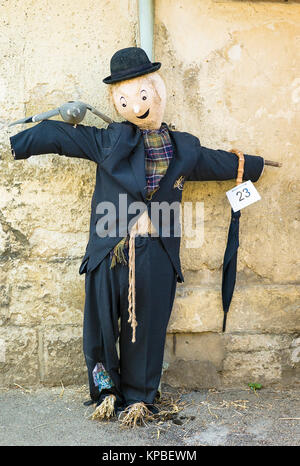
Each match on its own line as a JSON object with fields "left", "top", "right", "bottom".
{"left": 118, "top": 402, "right": 154, "bottom": 428}
{"left": 90, "top": 394, "right": 116, "bottom": 421}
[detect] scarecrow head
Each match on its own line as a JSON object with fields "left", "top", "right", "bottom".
{"left": 103, "top": 47, "right": 166, "bottom": 130}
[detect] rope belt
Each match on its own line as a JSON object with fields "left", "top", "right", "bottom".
{"left": 128, "top": 211, "right": 158, "bottom": 342}
{"left": 112, "top": 210, "right": 157, "bottom": 343}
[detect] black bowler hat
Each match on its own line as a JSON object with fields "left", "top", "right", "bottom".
{"left": 103, "top": 47, "right": 161, "bottom": 84}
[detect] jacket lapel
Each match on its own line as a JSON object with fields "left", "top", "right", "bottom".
{"left": 101, "top": 122, "right": 147, "bottom": 202}
{"left": 128, "top": 136, "right": 148, "bottom": 202}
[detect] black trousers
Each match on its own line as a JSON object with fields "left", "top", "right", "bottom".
{"left": 82, "top": 236, "right": 177, "bottom": 410}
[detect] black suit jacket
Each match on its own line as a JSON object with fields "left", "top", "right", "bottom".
{"left": 10, "top": 120, "right": 264, "bottom": 282}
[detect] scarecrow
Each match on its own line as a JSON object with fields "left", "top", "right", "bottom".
{"left": 9, "top": 47, "right": 277, "bottom": 427}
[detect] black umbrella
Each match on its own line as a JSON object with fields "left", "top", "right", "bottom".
{"left": 221, "top": 151, "right": 281, "bottom": 331}
{"left": 221, "top": 149, "right": 245, "bottom": 332}
{"left": 221, "top": 207, "right": 241, "bottom": 332}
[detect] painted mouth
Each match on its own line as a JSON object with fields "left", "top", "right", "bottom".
{"left": 137, "top": 108, "right": 150, "bottom": 119}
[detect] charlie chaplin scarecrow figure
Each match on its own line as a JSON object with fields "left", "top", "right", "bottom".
{"left": 9, "top": 47, "right": 265, "bottom": 426}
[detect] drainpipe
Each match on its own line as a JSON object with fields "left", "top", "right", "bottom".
{"left": 138, "top": 0, "right": 154, "bottom": 60}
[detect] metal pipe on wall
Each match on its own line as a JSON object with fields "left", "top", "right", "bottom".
{"left": 138, "top": 0, "right": 154, "bottom": 60}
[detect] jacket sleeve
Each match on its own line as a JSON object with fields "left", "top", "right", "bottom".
{"left": 187, "top": 137, "right": 264, "bottom": 182}
{"left": 9, "top": 119, "right": 121, "bottom": 164}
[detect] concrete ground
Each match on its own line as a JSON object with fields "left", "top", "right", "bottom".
{"left": 0, "top": 383, "right": 299, "bottom": 446}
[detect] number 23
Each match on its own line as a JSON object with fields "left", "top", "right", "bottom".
{"left": 236, "top": 187, "right": 251, "bottom": 202}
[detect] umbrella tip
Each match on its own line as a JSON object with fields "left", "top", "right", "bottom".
{"left": 222, "top": 313, "right": 228, "bottom": 332}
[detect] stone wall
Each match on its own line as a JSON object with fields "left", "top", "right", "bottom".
{"left": 0, "top": 0, "right": 299, "bottom": 390}
{"left": 156, "top": 0, "right": 300, "bottom": 388}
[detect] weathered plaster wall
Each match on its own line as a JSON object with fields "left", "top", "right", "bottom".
{"left": 0, "top": 0, "right": 139, "bottom": 387}
{"left": 155, "top": 0, "right": 300, "bottom": 387}
{"left": 0, "top": 0, "right": 299, "bottom": 390}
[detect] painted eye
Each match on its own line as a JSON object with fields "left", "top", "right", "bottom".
{"left": 141, "top": 89, "right": 147, "bottom": 101}
{"left": 120, "top": 96, "right": 127, "bottom": 107}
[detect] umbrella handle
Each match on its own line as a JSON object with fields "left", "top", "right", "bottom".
{"left": 230, "top": 148, "right": 245, "bottom": 185}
